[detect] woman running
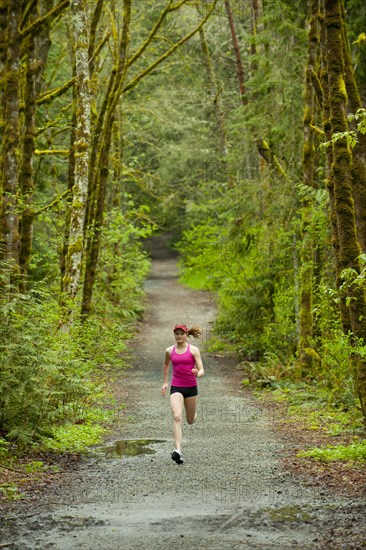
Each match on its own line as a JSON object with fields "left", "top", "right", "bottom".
{"left": 161, "top": 324, "right": 204, "bottom": 464}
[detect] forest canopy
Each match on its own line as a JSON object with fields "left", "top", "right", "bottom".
{"left": 1, "top": 0, "right": 366, "bottom": 450}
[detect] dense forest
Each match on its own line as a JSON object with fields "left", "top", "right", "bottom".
{"left": 1, "top": 0, "right": 366, "bottom": 460}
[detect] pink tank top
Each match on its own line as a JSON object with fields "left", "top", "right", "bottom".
{"left": 170, "top": 344, "right": 197, "bottom": 387}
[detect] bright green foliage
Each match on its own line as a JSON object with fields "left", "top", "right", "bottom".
{"left": 298, "top": 440, "right": 366, "bottom": 462}
{"left": 0, "top": 483, "right": 25, "bottom": 500}
{"left": 41, "top": 423, "right": 107, "bottom": 453}
{"left": 177, "top": 179, "right": 299, "bottom": 361}
{"left": 0, "top": 265, "right": 131, "bottom": 449}
{"left": 257, "top": 381, "right": 365, "bottom": 457}
{"left": 93, "top": 199, "right": 155, "bottom": 320}
{"left": 1, "top": 0, "right": 366, "bottom": 454}
{"left": 346, "top": 0, "right": 366, "bottom": 94}
{"left": 171, "top": 0, "right": 366, "bottom": 416}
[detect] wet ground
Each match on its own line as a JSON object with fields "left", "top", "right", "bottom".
{"left": 0, "top": 235, "right": 365, "bottom": 549}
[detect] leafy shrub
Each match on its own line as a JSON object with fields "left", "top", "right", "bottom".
{"left": 93, "top": 201, "right": 154, "bottom": 320}
{"left": 0, "top": 278, "right": 129, "bottom": 450}
{"left": 297, "top": 440, "right": 366, "bottom": 462}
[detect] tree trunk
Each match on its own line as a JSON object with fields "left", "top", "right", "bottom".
{"left": 224, "top": 0, "right": 247, "bottom": 105}
{"left": 298, "top": 0, "right": 320, "bottom": 372}
{"left": 198, "top": 25, "right": 227, "bottom": 157}
{"left": 60, "top": 77, "right": 76, "bottom": 293}
{"left": 62, "top": 0, "right": 91, "bottom": 317}
{"left": 249, "top": 0, "right": 262, "bottom": 74}
{"left": 339, "top": 3, "right": 366, "bottom": 253}
{"left": 0, "top": 1, "right": 23, "bottom": 276}
{"left": 0, "top": 2, "right": 7, "bottom": 98}
{"left": 81, "top": 0, "right": 132, "bottom": 317}
{"left": 319, "top": 1, "right": 352, "bottom": 335}
{"left": 323, "top": 0, "right": 366, "bottom": 416}
{"left": 19, "top": 0, "right": 53, "bottom": 287}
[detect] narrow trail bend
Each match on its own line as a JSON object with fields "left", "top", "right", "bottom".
{"left": 1, "top": 236, "right": 365, "bottom": 549}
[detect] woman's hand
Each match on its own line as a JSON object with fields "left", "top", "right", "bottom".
{"left": 192, "top": 367, "right": 202, "bottom": 377}
{"left": 161, "top": 383, "right": 168, "bottom": 396}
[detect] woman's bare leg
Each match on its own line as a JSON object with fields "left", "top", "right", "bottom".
{"left": 184, "top": 395, "right": 198, "bottom": 424}
{"left": 170, "top": 392, "right": 184, "bottom": 450}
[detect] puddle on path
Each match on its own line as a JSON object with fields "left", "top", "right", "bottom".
{"left": 101, "top": 439, "right": 165, "bottom": 458}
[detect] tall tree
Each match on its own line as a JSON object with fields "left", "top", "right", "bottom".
{"left": 198, "top": 24, "right": 227, "bottom": 157}
{"left": 298, "top": 0, "right": 320, "bottom": 372}
{"left": 19, "top": 0, "right": 54, "bottom": 286}
{"left": 0, "top": 0, "right": 23, "bottom": 276}
{"left": 340, "top": 2, "right": 366, "bottom": 253}
{"left": 224, "top": 0, "right": 247, "bottom": 105}
{"left": 322, "top": 0, "right": 366, "bottom": 415}
{"left": 61, "top": 0, "right": 91, "bottom": 316}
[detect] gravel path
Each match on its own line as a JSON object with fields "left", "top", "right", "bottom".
{"left": 1, "top": 236, "right": 365, "bottom": 549}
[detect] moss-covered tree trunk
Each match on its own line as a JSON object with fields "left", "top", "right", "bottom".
{"left": 0, "top": 2, "right": 7, "bottom": 102}
{"left": 319, "top": 2, "right": 352, "bottom": 335}
{"left": 61, "top": 0, "right": 104, "bottom": 292}
{"left": 62, "top": 0, "right": 91, "bottom": 316}
{"left": 81, "top": 0, "right": 132, "bottom": 317}
{"left": 339, "top": 3, "right": 366, "bottom": 253}
{"left": 323, "top": 0, "right": 366, "bottom": 416}
{"left": 0, "top": 1, "right": 23, "bottom": 275}
{"left": 0, "top": 2, "right": 7, "bottom": 200}
{"left": 298, "top": 0, "right": 320, "bottom": 373}
{"left": 60, "top": 74, "right": 76, "bottom": 294}
{"left": 19, "top": 0, "right": 52, "bottom": 287}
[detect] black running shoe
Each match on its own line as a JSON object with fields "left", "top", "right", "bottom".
{"left": 171, "top": 450, "right": 184, "bottom": 464}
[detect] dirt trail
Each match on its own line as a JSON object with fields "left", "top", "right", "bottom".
{"left": 1, "top": 236, "right": 365, "bottom": 549}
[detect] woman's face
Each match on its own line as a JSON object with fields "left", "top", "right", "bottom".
{"left": 174, "top": 329, "right": 187, "bottom": 342}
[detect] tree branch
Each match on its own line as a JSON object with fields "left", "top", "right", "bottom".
{"left": 89, "top": 32, "right": 110, "bottom": 68}
{"left": 37, "top": 78, "right": 75, "bottom": 105}
{"left": 122, "top": 0, "right": 217, "bottom": 94}
{"left": 308, "top": 66, "right": 323, "bottom": 109}
{"left": 20, "top": 0, "right": 70, "bottom": 38}
{"left": 34, "top": 149, "right": 69, "bottom": 156}
{"left": 34, "top": 189, "right": 70, "bottom": 215}
{"left": 127, "top": 1, "right": 175, "bottom": 68}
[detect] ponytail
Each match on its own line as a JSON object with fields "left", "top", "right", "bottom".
{"left": 187, "top": 326, "right": 202, "bottom": 339}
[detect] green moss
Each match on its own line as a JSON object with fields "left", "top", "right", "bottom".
{"left": 337, "top": 74, "right": 347, "bottom": 101}
{"left": 67, "top": 238, "right": 84, "bottom": 255}
{"left": 303, "top": 105, "right": 312, "bottom": 125}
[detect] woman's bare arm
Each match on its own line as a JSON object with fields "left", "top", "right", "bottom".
{"left": 161, "top": 348, "right": 172, "bottom": 396}
{"left": 191, "top": 345, "right": 204, "bottom": 378}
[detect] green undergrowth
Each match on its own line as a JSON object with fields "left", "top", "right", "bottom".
{"left": 253, "top": 380, "right": 366, "bottom": 463}
{"left": 0, "top": 483, "right": 26, "bottom": 500}
{"left": 41, "top": 423, "right": 107, "bottom": 453}
{"left": 0, "top": 404, "right": 120, "bottom": 501}
{"left": 0, "top": 276, "right": 136, "bottom": 453}
{"left": 297, "top": 440, "right": 366, "bottom": 463}
{"left": 40, "top": 405, "right": 115, "bottom": 453}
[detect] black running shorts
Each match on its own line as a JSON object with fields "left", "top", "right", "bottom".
{"left": 170, "top": 385, "right": 198, "bottom": 398}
